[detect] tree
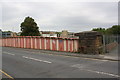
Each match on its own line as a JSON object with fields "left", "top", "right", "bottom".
{"left": 3, "top": 31, "right": 12, "bottom": 32}
{"left": 106, "top": 25, "right": 120, "bottom": 35}
{"left": 92, "top": 28, "right": 106, "bottom": 34}
{"left": 92, "top": 25, "right": 120, "bottom": 35}
{"left": 20, "top": 16, "right": 40, "bottom": 36}
{"left": 56, "top": 32, "right": 62, "bottom": 37}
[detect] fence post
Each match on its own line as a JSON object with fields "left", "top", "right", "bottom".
{"left": 103, "top": 35, "right": 106, "bottom": 53}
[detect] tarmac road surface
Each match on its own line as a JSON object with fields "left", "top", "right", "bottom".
{"left": 2, "top": 47, "right": 119, "bottom": 79}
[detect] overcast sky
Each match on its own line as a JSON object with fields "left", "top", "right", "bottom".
{"left": 0, "top": 0, "right": 118, "bottom": 32}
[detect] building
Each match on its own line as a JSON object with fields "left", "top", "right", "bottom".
{"left": 1, "top": 30, "right": 17, "bottom": 38}
{"left": 11, "top": 32, "right": 17, "bottom": 37}
{"left": 60, "top": 30, "right": 68, "bottom": 37}
{"left": 2, "top": 31, "right": 12, "bottom": 38}
{"left": 40, "top": 30, "right": 78, "bottom": 38}
{"left": 17, "top": 32, "right": 22, "bottom": 36}
{"left": 60, "top": 30, "right": 78, "bottom": 38}
{"left": 40, "top": 31, "right": 58, "bottom": 37}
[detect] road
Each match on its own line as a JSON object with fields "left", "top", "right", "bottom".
{"left": 2, "top": 47, "right": 119, "bottom": 79}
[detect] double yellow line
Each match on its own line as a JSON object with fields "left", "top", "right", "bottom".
{"left": 0, "top": 69, "right": 14, "bottom": 80}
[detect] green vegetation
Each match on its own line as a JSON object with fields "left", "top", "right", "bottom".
{"left": 92, "top": 25, "right": 120, "bottom": 35}
{"left": 106, "top": 25, "right": 120, "bottom": 35}
{"left": 3, "top": 31, "right": 12, "bottom": 32}
{"left": 20, "top": 16, "right": 40, "bottom": 36}
{"left": 92, "top": 28, "right": 106, "bottom": 34}
{"left": 55, "top": 32, "right": 62, "bottom": 37}
{"left": 55, "top": 32, "right": 62, "bottom": 35}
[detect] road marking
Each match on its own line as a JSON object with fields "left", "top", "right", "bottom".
{"left": 22, "top": 56, "right": 52, "bottom": 64}
{"left": 0, "top": 69, "right": 14, "bottom": 79}
{"left": 84, "top": 69, "right": 120, "bottom": 78}
{"left": 3, "top": 52, "right": 15, "bottom": 56}
{"left": 71, "top": 64, "right": 120, "bottom": 78}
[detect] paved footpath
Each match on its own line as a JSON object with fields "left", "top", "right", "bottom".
{"left": 17, "top": 46, "right": 119, "bottom": 61}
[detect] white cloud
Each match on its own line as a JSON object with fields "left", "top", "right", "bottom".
{"left": 0, "top": 0, "right": 119, "bottom": 2}
{"left": 1, "top": 2, "right": 118, "bottom": 32}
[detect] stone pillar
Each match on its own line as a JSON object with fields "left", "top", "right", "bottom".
{"left": 75, "top": 31, "right": 103, "bottom": 54}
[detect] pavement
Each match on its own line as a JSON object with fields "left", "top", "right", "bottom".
{"left": 2, "top": 47, "right": 119, "bottom": 79}
{"left": 16, "top": 46, "right": 119, "bottom": 61}
{"left": 102, "top": 46, "right": 119, "bottom": 61}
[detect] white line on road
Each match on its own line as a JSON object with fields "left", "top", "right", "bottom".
{"left": 84, "top": 69, "right": 120, "bottom": 78}
{"left": 22, "top": 56, "right": 52, "bottom": 64}
{"left": 3, "top": 52, "right": 15, "bottom": 56}
{"left": 71, "top": 64, "right": 120, "bottom": 78}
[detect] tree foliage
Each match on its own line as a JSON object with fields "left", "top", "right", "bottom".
{"left": 92, "top": 25, "right": 120, "bottom": 35}
{"left": 106, "top": 25, "right": 120, "bottom": 35}
{"left": 92, "top": 28, "right": 106, "bottom": 34}
{"left": 20, "top": 16, "right": 40, "bottom": 36}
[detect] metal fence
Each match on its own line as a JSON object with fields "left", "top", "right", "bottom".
{"left": 1, "top": 36, "right": 79, "bottom": 53}
{"left": 103, "top": 35, "right": 119, "bottom": 53}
